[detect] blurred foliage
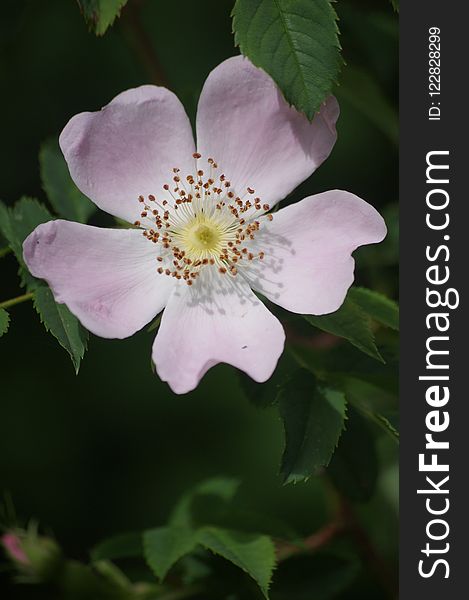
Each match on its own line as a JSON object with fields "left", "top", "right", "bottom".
{"left": 0, "top": 0, "right": 398, "bottom": 598}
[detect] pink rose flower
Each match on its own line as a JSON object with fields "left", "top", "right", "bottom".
{"left": 23, "top": 57, "right": 386, "bottom": 394}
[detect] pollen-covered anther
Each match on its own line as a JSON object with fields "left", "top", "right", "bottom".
{"left": 136, "top": 154, "right": 269, "bottom": 285}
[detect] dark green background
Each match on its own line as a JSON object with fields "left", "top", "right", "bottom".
{"left": 0, "top": 1, "right": 398, "bottom": 598}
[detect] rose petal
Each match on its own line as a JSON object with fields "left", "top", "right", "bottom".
{"left": 23, "top": 220, "right": 174, "bottom": 338}
{"left": 196, "top": 56, "right": 338, "bottom": 208}
{"left": 243, "top": 190, "right": 387, "bottom": 315}
{"left": 60, "top": 86, "right": 196, "bottom": 223}
{"left": 152, "top": 270, "right": 285, "bottom": 394}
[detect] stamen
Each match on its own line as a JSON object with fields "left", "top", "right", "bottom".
{"left": 136, "top": 154, "right": 272, "bottom": 285}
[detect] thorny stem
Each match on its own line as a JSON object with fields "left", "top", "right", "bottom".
{"left": 275, "top": 520, "right": 345, "bottom": 561}
{"left": 0, "top": 247, "right": 12, "bottom": 259}
{"left": 275, "top": 493, "right": 397, "bottom": 599}
{"left": 121, "top": 0, "right": 170, "bottom": 87}
{"left": 285, "top": 323, "right": 341, "bottom": 350}
{"left": 0, "top": 292, "right": 34, "bottom": 310}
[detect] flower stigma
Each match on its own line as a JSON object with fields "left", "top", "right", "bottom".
{"left": 134, "top": 153, "right": 271, "bottom": 286}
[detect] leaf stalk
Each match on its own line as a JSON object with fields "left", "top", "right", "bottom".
{"left": 0, "top": 292, "right": 34, "bottom": 310}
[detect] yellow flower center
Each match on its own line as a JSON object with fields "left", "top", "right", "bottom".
{"left": 135, "top": 153, "right": 272, "bottom": 286}
{"left": 187, "top": 221, "right": 221, "bottom": 252}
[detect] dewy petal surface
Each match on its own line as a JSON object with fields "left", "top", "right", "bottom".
{"left": 59, "top": 86, "right": 196, "bottom": 223}
{"left": 23, "top": 220, "right": 175, "bottom": 338}
{"left": 196, "top": 56, "right": 339, "bottom": 209}
{"left": 244, "top": 191, "right": 387, "bottom": 315}
{"left": 152, "top": 270, "right": 285, "bottom": 394}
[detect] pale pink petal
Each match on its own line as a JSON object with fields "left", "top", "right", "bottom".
{"left": 23, "top": 220, "right": 174, "bottom": 338}
{"left": 59, "top": 86, "right": 196, "bottom": 223}
{"left": 152, "top": 271, "right": 285, "bottom": 394}
{"left": 243, "top": 191, "right": 387, "bottom": 315}
{"left": 196, "top": 56, "right": 338, "bottom": 208}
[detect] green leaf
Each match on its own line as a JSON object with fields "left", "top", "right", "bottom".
{"left": 77, "top": 0, "right": 129, "bottom": 36}
{"left": 91, "top": 532, "right": 143, "bottom": 562}
{"left": 170, "top": 477, "right": 296, "bottom": 540}
{"left": 170, "top": 477, "right": 240, "bottom": 528}
{"left": 0, "top": 308, "right": 10, "bottom": 337}
{"left": 365, "top": 410, "right": 399, "bottom": 442}
{"left": 390, "top": 0, "right": 399, "bottom": 12}
{"left": 33, "top": 286, "right": 88, "bottom": 374}
{"left": 374, "top": 412, "right": 399, "bottom": 441}
{"left": 198, "top": 526, "right": 275, "bottom": 599}
{"left": 0, "top": 198, "right": 89, "bottom": 371}
{"left": 278, "top": 369, "right": 347, "bottom": 484}
{"left": 0, "top": 202, "right": 14, "bottom": 250}
{"left": 291, "top": 339, "right": 398, "bottom": 400}
{"left": 143, "top": 524, "right": 276, "bottom": 598}
{"left": 143, "top": 480, "right": 277, "bottom": 597}
{"left": 0, "top": 197, "right": 55, "bottom": 289}
{"left": 304, "top": 295, "right": 383, "bottom": 362}
{"left": 143, "top": 526, "right": 198, "bottom": 581}
{"left": 348, "top": 287, "right": 399, "bottom": 331}
{"left": 337, "top": 65, "right": 398, "bottom": 145}
{"left": 327, "top": 407, "right": 378, "bottom": 502}
{"left": 0, "top": 197, "right": 52, "bottom": 265}
{"left": 238, "top": 351, "right": 297, "bottom": 409}
{"left": 147, "top": 313, "right": 162, "bottom": 333}
{"left": 232, "top": 0, "right": 342, "bottom": 120}
{"left": 40, "top": 138, "right": 96, "bottom": 223}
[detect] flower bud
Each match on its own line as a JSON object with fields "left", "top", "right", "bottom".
{"left": 1, "top": 532, "right": 30, "bottom": 566}
{"left": 1, "top": 530, "right": 63, "bottom": 582}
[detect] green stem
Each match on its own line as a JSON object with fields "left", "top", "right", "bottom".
{"left": 121, "top": 0, "right": 170, "bottom": 87}
{"left": 0, "top": 247, "right": 12, "bottom": 259}
{"left": 0, "top": 292, "right": 34, "bottom": 310}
